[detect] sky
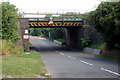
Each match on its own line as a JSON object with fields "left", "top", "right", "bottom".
{"left": 2, "top": 0, "right": 106, "bottom": 17}
{"left": 3, "top": 0, "right": 107, "bottom": 12}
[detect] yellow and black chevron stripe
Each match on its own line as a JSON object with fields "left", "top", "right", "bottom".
{"left": 29, "top": 21, "right": 83, "bottom": 27}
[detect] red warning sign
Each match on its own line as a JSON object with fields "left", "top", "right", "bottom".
{"left": 48, "top": 17, "right": 54, "bottom": 25}
{"left": 23, "top": 35, "right": 29, "bottom": 39}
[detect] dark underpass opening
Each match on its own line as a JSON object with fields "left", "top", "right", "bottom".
{"left": 29, "top": 28, "right": 67, "bottom": 52}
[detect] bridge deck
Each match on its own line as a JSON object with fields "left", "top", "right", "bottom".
{"left": 18, "top": 18, "right": 84, "bottom": 28}
{"left": 29, "top": 18, "right": 84, "bottom": 28}
{"left": 29, "top": 18, "right": 84, "bottom": 22}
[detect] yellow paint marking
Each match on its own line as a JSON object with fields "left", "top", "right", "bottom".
{"left": 29, "top": 22, "right": 34, "bottom": 26}
{"left": 29, "top": 22, "right": 83, "bottom": 27}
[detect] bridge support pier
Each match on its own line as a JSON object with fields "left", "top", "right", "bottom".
{"left": 65, "top": 28, "right": 82, "bottom": 49}
{"left": 18, "top": 18, "right": 30, "bottom": 52}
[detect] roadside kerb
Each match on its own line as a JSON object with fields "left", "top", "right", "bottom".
{"left": 83, "top": 47, "right": 100, "bottom": 55}
{"left": 53, "top": 40, "right": 63, "bottom": 45}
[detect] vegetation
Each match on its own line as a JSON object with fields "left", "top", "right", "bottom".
{"left": 1, "top": 40, "right": 23, "bottom": 55}
{"left": 2, "top": 51, "right": 48, "bottom": 78}
{"left": 95, "top": 54, "right": 119, "bottom": 62}
{"left": 80, "top": 37, "right": 91, "bottom": 47}
{"left": 1, "top": 2, "right": 22, "bottom": 55}
{"left": 56, "top": 38, "right": 65, "bottom": 43}
{"left": 1, "top": 3, "right": 49, "bottom": 78}
{"left": 88, "top": 43, "right": 105, "bottom": 49}
{"left": 30, "top": 28, "right": 65, "bottom": 40}
{"left": 2, "top": 2, "right": 20, "bottom": 41}
{"left": 84, "top": 51, "right": 118, "bottom": 62}
{"left": 0, "top": 2, "right": 2, "bottom": 38}
{"left": 87, "top": 2, "right": 120, "bottom": 49}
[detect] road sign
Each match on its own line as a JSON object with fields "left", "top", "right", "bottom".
{"left": 23, "top": 35, "right": 29, "bottom": 39}
{"left": 48, "top": 20, "right": 54, "bottom": 25}
{"left": 25, "top": 30, "right": 28, "bottom": 34}
{"left": 48, "top": 17, "right": 54, "bottom": 25}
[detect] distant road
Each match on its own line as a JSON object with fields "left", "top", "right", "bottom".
{"left": 30, "top": 36, "right": 119, "bottom": 78}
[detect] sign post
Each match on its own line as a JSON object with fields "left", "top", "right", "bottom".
{"left": 18, "top": 18, "right": 30, "bottom": 52}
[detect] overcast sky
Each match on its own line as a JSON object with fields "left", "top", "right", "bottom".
{"left": 3, "top": 0, "right": 107, "bottom": 13}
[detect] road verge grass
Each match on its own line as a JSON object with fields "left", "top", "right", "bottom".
{"left": 1, "top": 40, "right": 23, "bottom": 55}
{"left": 56, "top": 38, "right": 65, "bottom": 43}
{"left": 2, "top": 51, "right": 48, "bottom": 78}
{"left": 83, "top": 52, "right": 119, "bottom": 62}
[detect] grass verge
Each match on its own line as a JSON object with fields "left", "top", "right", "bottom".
{"left": 83, "top": 52, "right": 119, "bottom": 62}
{"left": 56, "top": 38, "right": 65, "bottom": 43}
{"left": 88, "top": 43, "right": 104, "bottom": 49}
{"left": 94, "top": 54, "right": 119, "bottom": 62}
{"left": 2, "top": 51, "right": 48, "bottom": 78}
{"left": 2, "top": 40, "right": 23, "bottom": 55}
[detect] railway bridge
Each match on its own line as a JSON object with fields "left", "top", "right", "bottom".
{"left": 18, "top": 12, "right": 84, "bottom": 52}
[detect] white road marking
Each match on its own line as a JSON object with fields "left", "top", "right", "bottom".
{"left": 41, "top": 41, "right": 46, "bottom": 45}
{"left": 56, "top": 44, "right": 59, "bottom": 46}
{"left": 72, "top": 58, "right": 76, "bottom": 59}
{"left": 100, "top": 68, "right": 120, "bottom": 76}
{"left": 56, "top": 51, "right": 59, "bottom": 53}
{"left": 68, "top": 56, "right": 76, "bottom": 59}
{"left": 68, "top": 56, "right": 72, "bottom": 58}
{"left": 80, "top": 60, "right": 93, "bottom": 66}
{"left": 60, "top": 52, "right": 65, "bottom": 55}
{"left": 43, "top": 43, "right": 46, "bottom": 45}
{"left": 41, "top": 41, "right": 44, "bottom": 44}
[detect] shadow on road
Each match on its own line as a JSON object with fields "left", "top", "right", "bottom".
{"left": 30, "top": 45, "right": 72, "bottom": 52}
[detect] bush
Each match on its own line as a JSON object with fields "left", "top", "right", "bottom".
{"left": 2, "top": 2, "right": 20, "bottom": 40}
{"left": 88, "top": 43, "right": 105, "bottom": 49}
{"left": 87, "top": 2, "right": 120, "bottom": 49}
{"left": 56, "top": 38, "right": 66, "bottom": 43}
{"left": 2, "top": 40, "right": 23, "bottom": 55}
{"left": 80, "top": 37, "right": 91, "bottom": 47}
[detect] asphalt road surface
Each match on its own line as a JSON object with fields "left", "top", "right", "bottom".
{"left": 30, "top": 36, "right": 119, "bottom": 78}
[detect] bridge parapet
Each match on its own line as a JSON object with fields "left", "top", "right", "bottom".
{"left": 29, "top": 18, "right": 84, "bottom": 21}
{"left": 28, "top": 18, "right": 84, "bottom": 28}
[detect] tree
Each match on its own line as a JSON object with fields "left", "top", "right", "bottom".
{"left": 2, "top": 2, "right": 20, "bottom": 41}
{"left": 45, "top": 14, "right": 52, "bottom": 18}
{"left": 0, "top": 3, "right": 2, "bottom": 38}
{"left": 87, "top": 2, "right": 120, "bottom": 49}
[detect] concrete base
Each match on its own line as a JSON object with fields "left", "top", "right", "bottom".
{"left": 83, "top": 47, "right": 100, "bottom": 55}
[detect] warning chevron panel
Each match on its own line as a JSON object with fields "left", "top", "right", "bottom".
{"left": 29, "top": 21, "right": 83, "bottom": 28}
